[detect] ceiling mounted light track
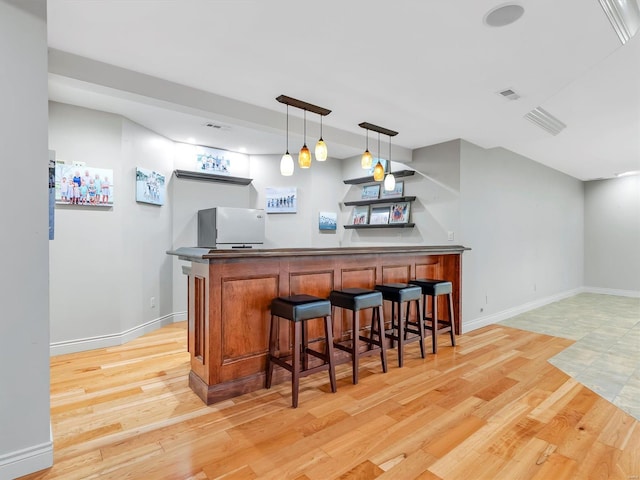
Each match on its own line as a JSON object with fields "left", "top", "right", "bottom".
{"left": 276, "top": 95, "right": 331, "bottom": 175}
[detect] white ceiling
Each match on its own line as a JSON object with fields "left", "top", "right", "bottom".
{"left": 47, "top": 0, "right": 640, "bottom": 180}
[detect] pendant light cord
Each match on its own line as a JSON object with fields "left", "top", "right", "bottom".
{"left": 388, "top": 135, "right": 392, "bottom": 174}
{"left": 286, "top": 105, "right": 289, "bottom": 153}
{"left": 303, "top": 110, "right": 307, "bottom": 145}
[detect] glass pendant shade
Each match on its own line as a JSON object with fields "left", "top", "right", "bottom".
{"left": 298, "top": 145, "right": 311, "bottom": 168}
{"left": 384, "top": 172, "right": 396, "bottom": 191}
{"left": 373, "top": 161, "right": 385, "bottom": 181}
{"left": 361, "top": 150, "right": 373, "bottom": 169}
{"left": 315, "top": 138, "right": 328, "bottom": 161}
{"left": 280, "top": 152, "right": 294, "bottom": 176}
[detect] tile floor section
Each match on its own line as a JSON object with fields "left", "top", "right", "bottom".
{"left": 499, "top": 293, "right": 640, "bottom": 421}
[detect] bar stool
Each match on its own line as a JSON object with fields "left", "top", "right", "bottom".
{"left": 374, "top": 283, "right": 424, "bottom": 367}
{"left": 265, "top": 294, "right": 337, "bottom": 408}
{"left": 409, "top": 279, "right": 456, "bottom": 354}
{"left": 329, "top": 288, "right": 388, "bottom": 384}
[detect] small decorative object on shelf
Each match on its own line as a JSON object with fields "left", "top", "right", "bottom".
{"left": 381, "top": 180, "right": 404, "bottom": 199}
{"left": 361, "top": 184, "right": 380, "bottom": 200}
{"left": 351, "top": 205, "right": 369, "bottom": 225}
{"left": 389, "top": 202, "right": 410, "bottom": 224}
{"left": 370, "top": 206, "right": 390, "bottom": 225}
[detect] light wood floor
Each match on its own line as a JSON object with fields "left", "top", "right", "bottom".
{"left": 19, "top": 321, "right": 639, "bottom": 480}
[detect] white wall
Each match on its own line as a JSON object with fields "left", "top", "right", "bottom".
{"left": 0, "top": 1, "right": 52, "bottom": 478}
{"left": 460, "top": 141, "right": 585, "bottom": 330}
{"left": 251, "top": 154, "right": 343, "bottom": 248}
{"left": 48, "top": 102, "right": 176, "bottom": 354}
{"left": 584, "top": 175, "right": 640, "bottom": 295}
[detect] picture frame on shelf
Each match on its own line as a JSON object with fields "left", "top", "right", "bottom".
{"left": 361, "top": 184, "right": 380, "bottom": 200}
{"left": 381, "top": 180, "right": 404, "bottom": 198}
{"left": 389, "top": 201, "right": 411, "bottom": 224}
{"left": 369, "top": 206, "right": 390, "bottom": 225}
{"left": 351, "top": 205, "right": 369, "bottom": 225}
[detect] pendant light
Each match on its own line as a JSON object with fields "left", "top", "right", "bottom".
{"left": 280, "top": 104, "right": 294, "bottom": 176}
{"left": 277, "top": 95, "right": 331, "bottom": 171}
{"left": 384, "top": 133, "right": 396, "bottom": 191}
{"left": 298, "top": 109, "right": 311, "bottom": 168}
{"left": 359, "top": 122, "right": 398, "bottom": 182}
{"left": 373, "top": 132, "right": 385, "bottom": 181}
{"left": 315, "top": 114, "right": 328, "bottom": 161}
{"left": 361, "top": 128, "right": 373, "bottom": 169}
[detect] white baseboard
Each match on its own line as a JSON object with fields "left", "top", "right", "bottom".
{"left": 461, "top": 287, "right": 585, "bottom": 334}
{"left": 0, "top": 435, "right": 53, "bottom": 479}
{"left": 50, "top": 311, "right": 187, "bottom": 356}
{"left": 583, "top": 286, "right": 640, "bottom": 298}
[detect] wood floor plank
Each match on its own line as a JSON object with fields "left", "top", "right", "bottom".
{"left": 17, "top": 321, "right": 640, "bottom": 480}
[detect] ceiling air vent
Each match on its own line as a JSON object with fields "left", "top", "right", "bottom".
{"left": 524, "top": 107, "right": 566, "bottom": 136}
{"left": 203, "top": 122, "right": 231, "bottom": 130}
{"left": 497, "top": 88, "right": 520, "bottom": 100}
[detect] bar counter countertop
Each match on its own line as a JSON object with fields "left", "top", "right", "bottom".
{"left": 168, "top": 245, "right": 469, "bottom": 404}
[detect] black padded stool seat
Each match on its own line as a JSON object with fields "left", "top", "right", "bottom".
{"left": 374, "top": 283, "right": 424, "bottom": 367}
{"left": 409, "top": 279, "right": 456, "bottom": 353}
{"left": 329, "top": 288, "right": 387, "bottom": 384}
{"left": 266, "top": 295, "right": 337, "bottom": 408}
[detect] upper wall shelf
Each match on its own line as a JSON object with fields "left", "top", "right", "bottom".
{"left": 173, "top": 170, "right": 253, "bottom": 185}
{"left": 344, "top": 196, "right": 416, "bottom": 207}
{"left": 343, "top": 169, "right": 415, "bottom": 185}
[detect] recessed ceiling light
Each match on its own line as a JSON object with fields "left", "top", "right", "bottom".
{"left": 484, "top": 3, "right": 525, "bottom": 27}
{"left": 238, "top": 147, "right": 247, "bottom": 153}
{"left": 186, "top": 137, "right": 196, "bottom": 144}
{"left": 615, "top": 170, "right": 640, "bottom": 177}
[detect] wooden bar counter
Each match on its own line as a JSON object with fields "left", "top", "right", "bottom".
{"left": 168, "top": 245, "right": 469, "bottom": 405}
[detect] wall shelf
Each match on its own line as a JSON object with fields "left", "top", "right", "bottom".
{"left": 343, "top": 169, "right": 415, "bottom": 185}
{"left": 344, "top": 223, "right": 415, "bottom": 230}
{"left": 344, "top": 196, "right": 416, "bottom": 207}
{"left": 173, "top": 170, "right": 252, "bottom": 185}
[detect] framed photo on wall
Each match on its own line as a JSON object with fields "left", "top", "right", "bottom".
{"left": 319, "top": 211, "right": 337, "bottom": 230}
{"left": 369, "top": 206, "right": 390, "bottom": 225}
{"left": 266, "top": 186, "right": 297, "bottom": 213}
{"left": 136, "top": 167, "right": 166, "bottom": 206}
{"left": 389, "top": 202, "right": 410, "bottom": 224}
{"left": 55, "top": 164, "right": 114, "bottom": 207}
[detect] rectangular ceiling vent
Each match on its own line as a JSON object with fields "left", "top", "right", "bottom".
{"left": 204, "top": 122, "right": 231, "bottom": 130}
{"left": 498, "top": 88, "right": 520, "bottom": 100}
{"left": 524, "top": 107, "right": 567, "bottom": 136}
